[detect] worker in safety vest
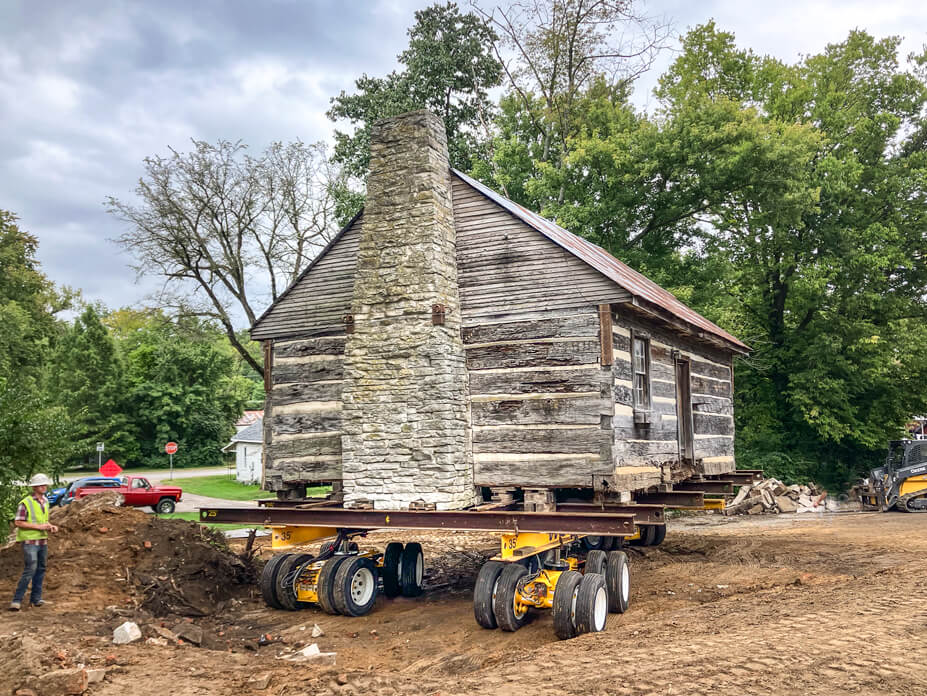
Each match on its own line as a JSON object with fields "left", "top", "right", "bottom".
{"left": 10, "top": 473, "right": 59, "bottom": 611}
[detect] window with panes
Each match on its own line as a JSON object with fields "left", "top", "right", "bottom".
{"left": 632, "top": 336, "right": 651, "bottom": 410}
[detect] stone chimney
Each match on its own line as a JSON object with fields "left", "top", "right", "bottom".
{"left": 339, "top": 110, "right": 474, "bottom": 510}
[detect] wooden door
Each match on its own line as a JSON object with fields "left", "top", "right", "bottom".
{"left": 675, "top": 358, "right": 695, "bottom": 464}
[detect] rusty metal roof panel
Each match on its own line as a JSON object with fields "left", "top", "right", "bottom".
{"left": 452, "top": 169, "right": 748, "bottom": 352}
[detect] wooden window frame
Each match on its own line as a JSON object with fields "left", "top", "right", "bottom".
{"left": 631, "top": 330, "right": 652, "bottom": 414}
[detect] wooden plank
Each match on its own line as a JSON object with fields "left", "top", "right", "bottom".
{"left": 690, "top": 375, "right": 733, "bottom": 398}
{"left": 466, "top": 340, "right": 599, "bottom": 370}
{"left": 263, "top": 341, "right": 273, "bottom": 393}
{"left": 614, "top": 428, "right": 678, "bottom": 442}
{"left": 272, "top": 412, "right": 343, "bottom": 435}
{"left": 267, "top": 434, "right": 342, "bottom": 459}
{"left": 693, "top": 412, "right": 734, "bottom": 436}
{"left": 274, "top": 336, "right": 347, "bottom": 358}
{"left": 271, "top": 381, "right": 343, "bottom": 406}
{"left": 462, "top": 314, "right": 598, "bottom": 344}
{"left": 267, "top": 458, "right": 342, "bottom": 483}
{"left": 471, "top": 396, "right": 606, "bottom": 426}
{"left": 474, "top": 457, "right": 606, "bottom": 488}
{"left": 473, "top": 427, "right": 611, "bottom": 454}
{"left": 694, "top": 437, "right": 735, "bottom": 459}
{"left": 470, "top": 368, "right": 605, "bottom": 396}
{"left": 272, "top": 359, "right": 343, "bottom": 385}
{"left": 599, "top": 304, "right": 613, "bottom": 366}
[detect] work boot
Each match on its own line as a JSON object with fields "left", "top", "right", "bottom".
{"left": 9, "top": 601, "right": 21, "bottom": 611}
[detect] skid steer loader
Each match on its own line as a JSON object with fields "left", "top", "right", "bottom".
{"left": 860, "top": 440, "right": 927, "bottom": 512}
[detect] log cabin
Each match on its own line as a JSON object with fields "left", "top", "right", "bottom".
{"left": 251, "top": 110, "right": 749, "bottom": 511}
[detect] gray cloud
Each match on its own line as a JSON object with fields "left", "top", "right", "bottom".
{"left": 0, "top": 0, "right": 924, "bottom": 323}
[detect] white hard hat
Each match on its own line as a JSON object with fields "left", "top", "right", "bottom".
{"left": 28, "top": 473, "right": 52, "bottom": 487}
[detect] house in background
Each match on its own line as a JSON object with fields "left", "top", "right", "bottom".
{"left": 223, "top": 417, "right": 263, "bottom": 484}
{"left": 234, "top": 410, "right": 264, "bottom": 432}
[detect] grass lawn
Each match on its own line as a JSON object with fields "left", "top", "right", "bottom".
{"left": 179, "top": 474, "right": 331, "bottom": 501}
{"left": 155, "top": 511, "right": 257, "bottom": 531}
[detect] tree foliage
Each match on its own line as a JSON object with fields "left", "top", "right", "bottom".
{"left": 328, "top": 2, "right": 503, "bottom": 179}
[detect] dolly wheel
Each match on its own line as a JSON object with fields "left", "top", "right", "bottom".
{"left": 317, "top": 556, "right": 350, "bottom": 615}
{"left": 582, "top": 536, "right": 605, "bottom": 551}
{"left": 605, "top": 551, "right": 630, "bottom": 614}
{"left": 649, "top": 524, "right": 667, "bottom": 546}
{"left": 276, "top": 553, "right": 314, "bottom": 611}
{"left": 473, "top": 561, "right": 505, "bottom": 629}
{"left": 260, "top": 553, "right": 290, "bottom": 610}
{"left": 400, "top": 543, "right": 424, "bottom": 597}
{"left": 493, "top": 563, "right": 531, "bottom": 632}
{"left": 574, "top": 572, "right": 608, "bottom": 635}
{"left": 552, "top": 570, "right": 584, "bottom": 640}
{"left": 333, "top": 556, "right": 379, "bottom": 617}
{"left": 585, "top": 549, "right": 607, "bottom": 576}
{"left": 382, "top": 543, "right": 404, "bottom": 598}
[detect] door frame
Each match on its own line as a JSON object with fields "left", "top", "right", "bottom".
{"left": 675, "top": 356, "right": 695, "bottom": 464}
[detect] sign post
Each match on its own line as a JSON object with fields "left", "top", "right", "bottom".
{"left": 96, "top": 442, "right": 104, "bottom": 470}
{"left": 165, "top": 442, "right": 178, "bottom": 480}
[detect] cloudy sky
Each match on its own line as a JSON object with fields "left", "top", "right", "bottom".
{"left": 1, "top": 0, "right": 924, "bottom": 323}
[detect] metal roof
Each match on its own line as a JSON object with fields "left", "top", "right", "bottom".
{"left": 229, "top": 419, "right": 263, "bottom": 444}
{"left": 452, "top": 169, "right": 749, "bottom": 352}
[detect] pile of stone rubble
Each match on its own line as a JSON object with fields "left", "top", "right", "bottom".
{"left": 724, "top": 478, "right": 830, "bottom": 515}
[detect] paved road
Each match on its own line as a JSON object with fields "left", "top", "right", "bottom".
{"left": 60, "top": 466, "right": 231, "bottom": 483}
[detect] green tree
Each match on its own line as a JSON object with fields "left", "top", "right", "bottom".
{"left": 328, "top": 2, "right": 503, "bottom": 180}
{"left": 120, "top": 314, "right": 252, "bottom": 469}
{"left": 0, "top": 211, "right": 74, "bottom": 516}
{"left": 49, "top": 306, "right": 137, "bottom": 467}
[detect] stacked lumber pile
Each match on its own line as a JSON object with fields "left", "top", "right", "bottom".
{"left": 724, "top": 478, "right": 827, "bottom": 515}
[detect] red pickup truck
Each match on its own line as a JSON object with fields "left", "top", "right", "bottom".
{"left": 74, "top": 476, "right": 183, "bottom": 514}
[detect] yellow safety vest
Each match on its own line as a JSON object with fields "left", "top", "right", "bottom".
{"left": 16, "top": 495, "right": 49, "bottom": 542}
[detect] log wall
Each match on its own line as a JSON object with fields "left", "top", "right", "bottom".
{"left": 463, "top": 310, "right": 615, "bottom": 488}
{"left": 262, "top": 334, "right": 346, "bottom": 491}
{"left": 611, "top": 309, "right": 736, "bottom": 479}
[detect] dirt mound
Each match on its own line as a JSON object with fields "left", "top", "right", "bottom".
{"left": 0, "top": 493, "right": 256, "bottom": 616}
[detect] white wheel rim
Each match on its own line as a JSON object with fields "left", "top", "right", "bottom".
{"left": 351, "top": 567, "right": 375, "bottom": 605}
{"left": 513, "top": 597, "right": 527, "bottom": 619}
{"left": 620, "top": 563, "right": 630, "bottom": 604}
{"left": 396, "top": 556, "right": 402, "bottom": 581}
{"left": 593, "top": 586, "right": 607, "bottom": 631}
{"left": 414, "top": 552, "right": 423, "bottom": 585}
{"left": 570, "top": 586, "right": 579, "bottom": 626}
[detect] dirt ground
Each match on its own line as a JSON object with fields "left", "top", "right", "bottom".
{"left": 1, "top": 501, "right": 925, "bottom": 696}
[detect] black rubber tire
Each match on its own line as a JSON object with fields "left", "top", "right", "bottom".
{"left": 581, "top": 535, "right": 605, "bottom": 551}
{"left": 275, "top": 553, "right": 314, "bottom": 611}
{"left": 259, "top": 553, "right": 290, "bottom": 609}
{"left": 610, "top": 536, "right": 625, "bottom": 549}
{"left": 332, "top": 556, "right": 379, "bottom": 617}
{"left": 649, "top": 524, "right": 667, "bottom": 546}
{"left": 601, "top": 536, "right": 618, "bottom": 551}
{"left": 492, "top": 563, "right": 530, "bottom": 632}
{"left": 574, "top": 572, "right": 608, "bottom": 635}
{"left": 316, "top": 556, "right": 350, "bottom": 615}
{"left": 156, "top": 498, "right": 175, "bottom": 514}
{"left": 400, "top": 542, "right": 424, "bottom": 597}
{"left": 473, "top": 561, "right": 505, "bottom": 629}
{"left": 381, "top": 543, "right": 404, "bottom": 598}
{"left": 552, "top": 570, "right": 584, "bottom": 640}
{"left": 605, "top": 550, "right": 630, "bottom": 614}
{"left": 585, "top": 549, "right": 607, "bottom": 576}
{"left": 629, "top": 525, "right": 655, "bottom": 546}
{"left": 642, "top": 525, "right": 658, "bottom": 546}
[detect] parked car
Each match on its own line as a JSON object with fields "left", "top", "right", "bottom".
{"left": 58, "top": 477, "right": 123, "bottom": 506}
{"left": 46, "top": 485, "right": 68, "bottom": 506}
{"left": 72, "top": 475, "right": 182, "bottom": 514}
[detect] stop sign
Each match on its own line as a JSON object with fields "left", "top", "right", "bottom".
{"left": 165, "top": 442, "right": 178, "bottom": 455}
{"left": 100, "top": 459, "right": 122, "bottom": 477}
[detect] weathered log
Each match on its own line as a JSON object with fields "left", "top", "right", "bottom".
{"left": 268, "top": 458, "right": 342, "bottom": 483}
{"left": 694, "top": 436, "right": 735, "bottom": 459}
{"left": 273, "top": 412, "right": 343, "bottom": 435}
{"left": 466, "top": 339, "right": 599, "bottom": 370}
{"left": 462, "top": 313, "right": 598, "bottom": 344}
{"left": 690, "top": 375, "right": 732, "bottom": 398}
{"left": 274, "top": 336, "right": 347, "bottom": 358}
{"left": 272, "top": 359, "right": 343, "bottom": 385}
{"left": 471, "top": 396, "right": 606, "bottom": 426}
{"left": 473, "top": 427, "right": 611, "bottom": 454}
{"left": 690, "top": 394, "right": 733, "bottom": 416}
{"left": 469, "top": 368, "right": 605, "bottom": 396}
{"left": 474, "top": 456, "right": 607, "bottom": 488}
{"left": 690, "top": 358, "right": 731, "bottom": 381}
{"left": 693, "top": 412, "right": 734, "bottom": 436}
{"left": 267, "top": 434, "right": 343, "bottom": 459}
{"left": 271, "top": 381, "right": 343, "bottom": 406}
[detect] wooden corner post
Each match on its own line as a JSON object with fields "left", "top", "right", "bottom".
{"left": 598, "top": 304, "right": 614, "bottom": 366}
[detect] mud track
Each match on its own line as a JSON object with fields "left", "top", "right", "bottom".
{"left": 2, "top": 511, "right": 925, "bottom": 695}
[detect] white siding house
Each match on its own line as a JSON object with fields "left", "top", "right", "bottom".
{"left": 223, "top": 419, "right": 263, "bottom": 484}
